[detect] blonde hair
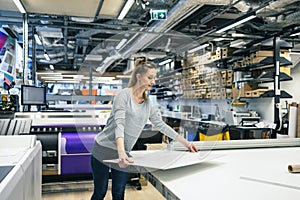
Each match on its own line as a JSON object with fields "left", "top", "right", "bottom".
{"left": 128, "top": 57, "right": 156, "bottom": 100}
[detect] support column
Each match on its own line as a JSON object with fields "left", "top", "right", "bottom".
{"left": 89, "top": 63, "right": 93, "bottom": 104}
{"left": 32, "top": 27, "right": 37, "bottom": 86}
{"left": 273, "top": 36, "right": 281, "bottom": 138}
{"left": 22, "top": 13, "right": 28, "bottom": 85}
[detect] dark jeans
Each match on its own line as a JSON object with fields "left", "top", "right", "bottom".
{"left": 90, "top": 155, "right": 129, "bottom": 200}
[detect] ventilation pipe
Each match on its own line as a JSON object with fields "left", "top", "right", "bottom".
{"left": 96, "top": 0, "right": 233, "bottom": 73}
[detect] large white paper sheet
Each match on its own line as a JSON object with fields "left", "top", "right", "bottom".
{"left": 103, "top": 150, "right": 221, "bottom": 170}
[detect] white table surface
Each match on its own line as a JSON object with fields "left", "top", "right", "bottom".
{"left": 147, "top": 147, "right": 300, "bottom": 200}
{"left": 0, "top": 136, "right": 42, "bottom": 200}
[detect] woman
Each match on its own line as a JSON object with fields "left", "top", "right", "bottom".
{"left": 90, "top": 58, "right": 198, "bottom": 200}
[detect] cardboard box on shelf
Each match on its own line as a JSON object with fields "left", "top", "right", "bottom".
{"left": 280, "top": 66, "right": 291, "bottom": 76}
{"left": 232, "top": 83, "right": 258, "bottom": 98}
{"left": 264, "top": 66, "right": 291, "bottom": 76}
{"left": 221, "top": 47, "right": 235, "bottom": 58}
{"left": 251, "top": 49, "right": 291, "bottom": 58}
{"left": 251, "top": 89, "right": 270, "bottom": 97}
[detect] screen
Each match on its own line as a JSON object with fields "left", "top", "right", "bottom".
{"left": 21, "top": 85, "right": 46, "bottom": 105}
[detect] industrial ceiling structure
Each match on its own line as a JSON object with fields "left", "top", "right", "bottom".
{"left": 1, "top": 0, "right": 300, "bottom": 83}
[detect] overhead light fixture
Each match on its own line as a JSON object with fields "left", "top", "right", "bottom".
{"left": 290, "top": 32, "right": 300, "bottom": 37}
{"left": 159, "top": 59, "right": 173, "bottom": 66}
{"left": 230, "top": 39, "right": 247, "bottom": 48}
{"left": 231, "top": 33, "right": 247, "bottom": 37}
{"left": 12, "top": 0, "right": 26, "bottom": 13}
{"left": 44, "top": 53, "right": 50, "bottom": 61}
{"left": 188, "top": 43, "right": 209, "bottom": 53}
{"left": 213, "top": 38, "right": 226, "bottom": 42}
{"left": 49, "top": 64, "right": 54, "bottom": 70}
{"left": 85, "top": 54, "right": 103, "bottom": 61}
{"left": 116, "top": 75, "right": 131, "bottom": 79}
{"left": 118, "top": 0, "right": 135, "bottom": 20}
{"left": 36, "top": 72, "right": 62, "bottom": 75}
{"left": 34, "top": 34, "right": 42, "bottom": 45}
{"left": 44, "top": 80, "right": 80, "bottom": 83}
{"left": 231, "top": 32, "right": 264, "bottom": 39}
{"left": 216, "top": 12, "right": 256, "bottom": 34}
{"left": 116, "top": 39, "right": 127, "bottom": 50}
{"left": 70, "top": 17, "right": 94, "bottom": 23}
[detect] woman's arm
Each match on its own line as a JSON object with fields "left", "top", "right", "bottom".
{"left": 149, "top": 105, "right": 198, "bottom": 152}
{"left": 176, "top": 135, "right": 198, "bottom": 152}
{"left": 116, "top": 137, "right": 133, "bottom": 168}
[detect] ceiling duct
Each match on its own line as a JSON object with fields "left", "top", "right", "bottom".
{"left": 254, "top": 0, "right": 300, "bottom": 31}
{"left": 256, "top": 0, "right": 300, "bottom": 16}
{"left": 95, "top": 0, "right": 232, "bottom": 73}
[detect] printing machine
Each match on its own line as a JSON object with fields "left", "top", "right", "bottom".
{"left": 1, "top": 110, "right": 162, "bottom": 184}
{"left": 0, "top": 111, "right": 109, "bottom": 182}
{"left": 225, "top": 110, "right": 260, "bottom": 126}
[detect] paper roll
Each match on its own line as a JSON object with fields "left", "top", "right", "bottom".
{"left": 288, "top": 106, "right": 298, "bottom": 138}
{"left": 288, "top": 164, "right": 300, "bottom": 173}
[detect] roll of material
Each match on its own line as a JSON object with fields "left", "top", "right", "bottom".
{"left": 288, "top": 106, "right": 297, "bottom": 138}
{"left": 288, "top": 164, "right": 300, "bottom": 173}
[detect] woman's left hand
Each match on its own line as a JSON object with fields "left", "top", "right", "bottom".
{"left": 187, "top": 143, "right": 198, "bottom": 152}
{"left": 176, "top": 135, "right": 199, "bottom": 152}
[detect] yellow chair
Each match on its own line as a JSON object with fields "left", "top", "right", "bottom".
{"left": 199, "top": 131, "right": 230, "bottom": 141}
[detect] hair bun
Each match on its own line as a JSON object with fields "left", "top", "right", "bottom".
{"left": 135, "top": 57, "right": 146, "bottom": 67}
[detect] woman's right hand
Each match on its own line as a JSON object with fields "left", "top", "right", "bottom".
{"left": 118, "top": 151, "right": 134, "bottom": 168}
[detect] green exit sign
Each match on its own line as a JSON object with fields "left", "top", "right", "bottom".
{"left": 150, "top": 9, "right": 167, "bottom": 20}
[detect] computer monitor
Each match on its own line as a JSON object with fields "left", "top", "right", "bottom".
{"left": 21, "top": 85, "right": 47, "bottom": 106}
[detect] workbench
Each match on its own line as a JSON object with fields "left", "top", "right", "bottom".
{"left": 145, "top": 139, "right": 300, "bottom": 200}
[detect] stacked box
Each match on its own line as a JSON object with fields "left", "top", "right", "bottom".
{"left": 221, "top": 47, "right": 235, "bottom": 58}
{"left": 251, "top": 89, "right": 270, "bottom": 97}
{"left": 232, "top": 83, "right": 258, "bottom": 98}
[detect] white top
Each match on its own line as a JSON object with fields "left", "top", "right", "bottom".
{"left": 94, "top": 88, "right": 178, "bottom": 152}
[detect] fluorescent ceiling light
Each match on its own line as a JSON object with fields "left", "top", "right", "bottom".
{"left": 86, "top": 80, "right": 121, "bottom": 84}
{"left": 290, "top": 32, "right": 300, "bottom": 37}
{"left": 62, "top": 75, "right": 85, "bottom": 78}
{"left": 159, "top": 59, "right": 173, "bottom": 66}
{"left": 44, "top": 80, "right": 80, "bottom": 83}
{"left": 41, "top": 77, "right": 82, "bottom": 81}
{"left": 94, "top": 77, "right": 115, "bottom": 81}
{"left": 41, "top": 77, "right": 64, "bottom": 80}
{"left": 231, "top": 33, "right": 247, "bottom": 37}
{"left": 230, "top": 39, "right": 247, "bottom": 48}
{"left": 231, "top": 32, "right": 263, "bottom": 39}
{"left": 116, "top": 39, "right": 127, "bottom": 50}
{"left": 36, "top": 72, "right": 62, "bottom": 75}
{"left": 44, "top": 53, "right": 50, "bottom": 61}
{"left": 118, "top": 0, "right": 135, "bottom": 20}
{"left": 34, "top": 34, "right": 42, "bottom": 45}
{"left": 216, "top": 13, "right": 256, "bottom": 34}
{"left": 85, "top": 54, "right": 103, "bottom": 61}
{"left": 12, "top": 0, "right": 26, "bottom": 13}
{"left": 213, "top": 38, "right": 225, "bottom": 42}
{"left": 188, "top": 43, "right": 209, "bottom": 53}
{"left": 70, "top": 17, "right": 94, "bottom": 23}
{"left": 49, "top": 64, "right": 54, "bottom": 70}
{"left": 116, "top": 75, "right": 131, "bottom": 79}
